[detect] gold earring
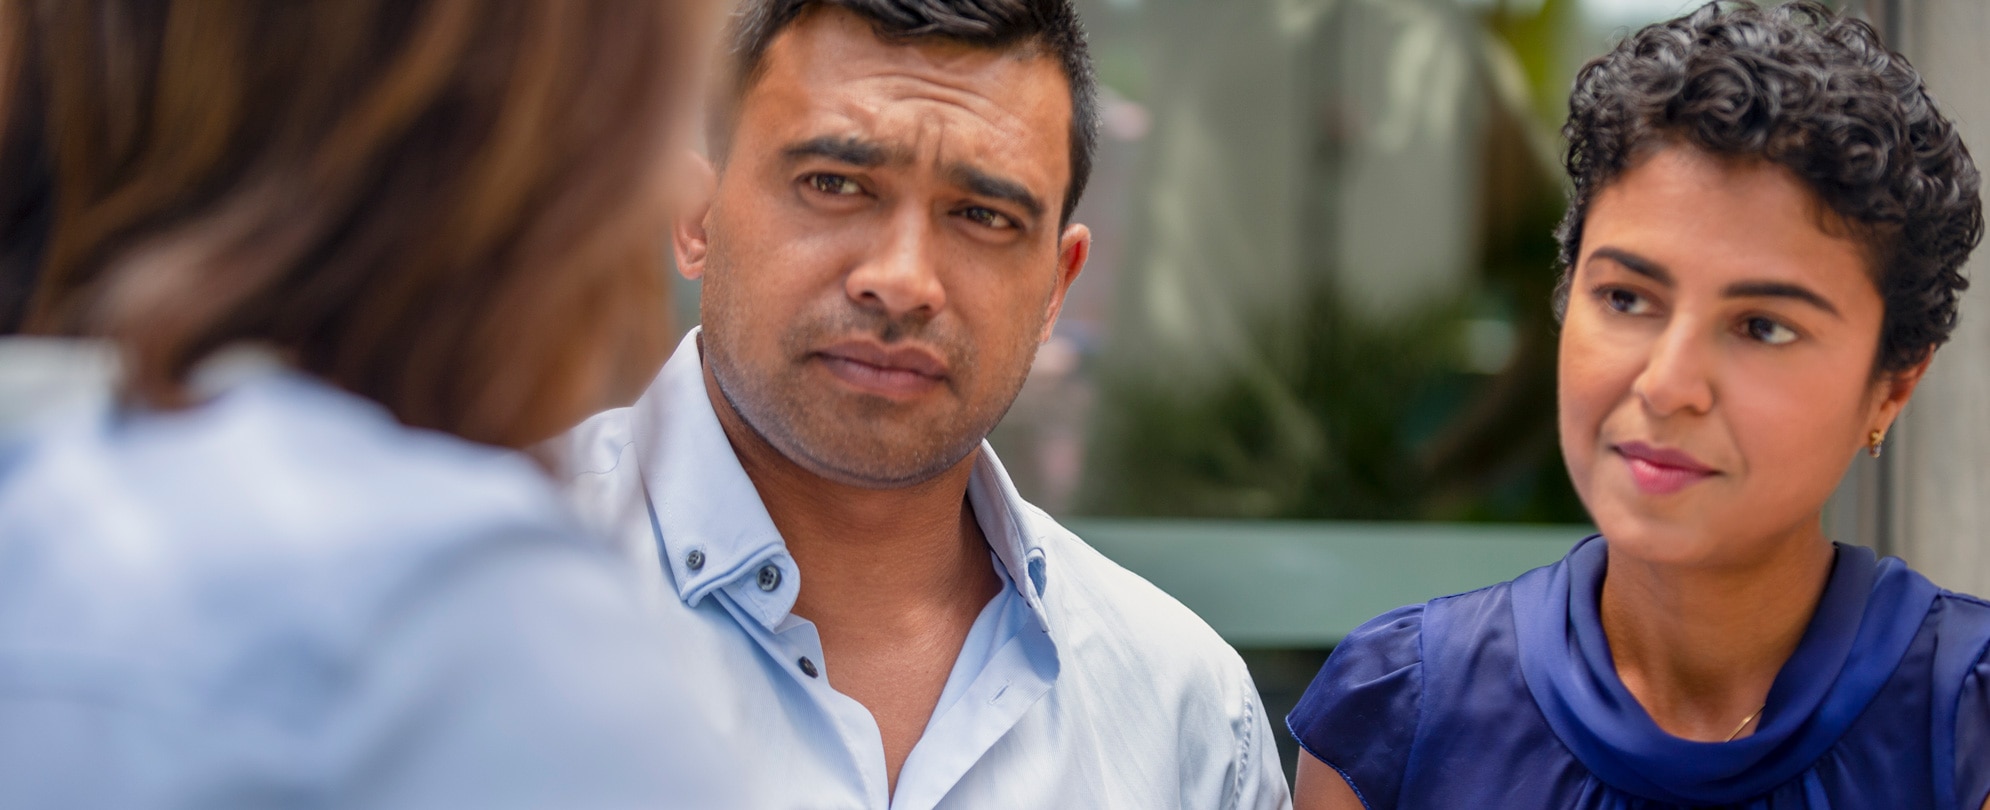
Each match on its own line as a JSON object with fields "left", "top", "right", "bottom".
{"left": 1868, "top": 429, "right": 1885, "bottom": 459}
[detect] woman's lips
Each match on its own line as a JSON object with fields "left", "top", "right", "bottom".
{"left": 1613, "top": 441, "right": 1717, "bottom": 496}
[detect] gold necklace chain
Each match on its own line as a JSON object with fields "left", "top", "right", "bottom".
{"left": 1724, "top": 705, "right": 1767, "bottom": 742}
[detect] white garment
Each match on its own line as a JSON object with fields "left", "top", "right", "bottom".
{"left": 0, "top": 365, "right": 753, "bottom": 808}
{"left": 0, "top": 337, "right": 115, "bottom": 436}
{"left": 553, "top": 330, "right": 1293, "bottom": 810}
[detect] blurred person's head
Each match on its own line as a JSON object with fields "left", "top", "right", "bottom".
{"left": 0, "top": 0, "right": 707, "bottom": 446}
{"left": 1551, "top": 0, "right": 1981, "bottom": 568}
{"left": 675, "top": 0, "right": 1095, "bottom": 487}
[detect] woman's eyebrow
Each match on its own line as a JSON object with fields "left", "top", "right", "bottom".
{"left": 1724, "top": 280, "right": 1842, "bottom": 318}
{"left": 1591, "top": 246, "right": 1844, "bottom": 318}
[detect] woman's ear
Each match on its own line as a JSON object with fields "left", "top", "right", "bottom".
{"left": 1869, "top": 351, "right": 1935, "bottom": 438}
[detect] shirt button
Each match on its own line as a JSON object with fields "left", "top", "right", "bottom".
{"left": 757, "top": 564, "right": 783, "bottom": 592}
{"left": 798, "top": 656, "right": 819, "bottom": 678}
{"left": 685, "top": 549, "right": 705, "bottom": 571}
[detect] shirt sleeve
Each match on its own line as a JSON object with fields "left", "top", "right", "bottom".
{"left": 1286, "top": 604, "right": 1425, "bottom": 810}
{"left": 1230, "top": 665, "right": 1296, "bottom": 810}
{"left": 1958, "top": 643, "right": 1990, "bottom": 810}
{"left": 0, "top": 532, "right": 752, "bottom": 810}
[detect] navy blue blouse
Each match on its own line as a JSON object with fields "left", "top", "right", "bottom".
{"left": 1289, "top": 537, "right": 1990, "bottom": 809}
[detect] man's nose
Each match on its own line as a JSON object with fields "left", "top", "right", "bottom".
{"left": 1633, "top": 318, "right": 1716, "bottom": 417}
{"left": 845, "top": 207, "right": 946, "bottom": 320}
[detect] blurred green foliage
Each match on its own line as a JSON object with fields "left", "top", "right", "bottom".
{"left": 1079, "top": 0, "right": 1591, "bottom": 524}
{"left": 1082, "top": 195, "right": 1585, "bottom": 522}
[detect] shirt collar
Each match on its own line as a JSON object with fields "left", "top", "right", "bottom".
{"left": 1508, "top": 537, "right": 1939, "bottom": 804}
{"left": 631, "top": 330, "right": 1053, "bottom": 632}
{"left": 963, "top": 436, "right": 1052, "bottom": 618}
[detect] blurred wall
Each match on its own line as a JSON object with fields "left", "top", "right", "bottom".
{"left": 1892, "top": 0, "right": 1990, "bottom": 594}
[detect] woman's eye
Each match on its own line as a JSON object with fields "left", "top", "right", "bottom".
{"left": 1743, "top": 316, "right": 1799, "bottom": 346}
{"left": 1601, "top": 287, "right": 1651, "bottom": 315}
{"left": 806, "top": 174, "right": 862, "bottom": 196}
{"left": 961, "top": 206, "right": 1016, "bottom": 230}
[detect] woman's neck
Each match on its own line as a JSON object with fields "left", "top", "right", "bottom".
{"left": 1598, "top": 524, "right": 1836, "bottom": 742}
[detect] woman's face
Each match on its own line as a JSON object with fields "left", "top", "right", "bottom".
{"left": 1559, "top": 145, "right": 1924, "bottom": 568}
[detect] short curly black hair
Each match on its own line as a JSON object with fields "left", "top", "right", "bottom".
{"left": 711, "top": 0, "right": 1096, "bottom": 226}
{"left": 1554, "top": 0, "right": 1982, "bottom": 374}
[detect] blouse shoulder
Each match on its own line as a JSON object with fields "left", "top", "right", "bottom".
{"left": 1287, "top": 603, "right": 1425, "bottom": 810}
{"left": 1941, "top": 592, "right": 1990, "bottom": 810}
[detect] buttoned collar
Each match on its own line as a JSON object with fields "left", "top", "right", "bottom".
{"left": 630, "top": 330, "right": 1054, "bottom": 633}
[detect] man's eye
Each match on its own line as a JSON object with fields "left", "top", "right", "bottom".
{"left": 961, "top": 206, "right": 1016, "bottom": 230}
{"left": 1743, "top": 316, "right": 1799, "bottom": 346}
{"left": 1601, "top": 287, "right": 1651, "bottom": 315}
{"left": 807, "top": 174, "right": 862, "bottom": 196}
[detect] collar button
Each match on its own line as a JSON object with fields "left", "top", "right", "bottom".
{"left": 757, "top": 564, "right": 783, "bottom": 592}
{"left": 684, "top": 549, "right": 706, "bottom": 572}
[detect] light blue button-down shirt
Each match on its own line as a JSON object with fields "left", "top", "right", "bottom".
{"left": 556, "top": 331, "right": 1293, "bottom": 810}
{"left": 0, "top": 366, "right": 750, "bottom": 808}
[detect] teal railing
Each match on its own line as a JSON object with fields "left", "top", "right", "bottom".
{"left": 1067, "top": 520, "right": 1590, "bottom": 648}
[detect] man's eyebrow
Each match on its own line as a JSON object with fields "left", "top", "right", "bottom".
{"left": 1724, "top": 281, "right": 1842, "bottom": 317}
{"left": 948, "top": 163, "right": 1045, "bottom": 222}
{"left": 1588, "top": 246, "right": 1672, "bottom": 284}
{"left": 780, "top": 136, "right": 903, "bottom": 167}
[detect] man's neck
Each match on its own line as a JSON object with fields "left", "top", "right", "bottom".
{"left": 702, "top": 360, "right": 1004, "bottom": 794}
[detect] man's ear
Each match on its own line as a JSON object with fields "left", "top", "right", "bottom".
{"left": 672, "top": 151, "right": 719, "bottom": 281}
{"left": 1039, "top": 222, "right": 1092, "bottom": 343}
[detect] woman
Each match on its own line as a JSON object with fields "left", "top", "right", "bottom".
{"left": 0, "top": 1, "right": 745, "bottom": 806}
{"left": 1290, "top": 3, "right": 1989, "bottom": 809}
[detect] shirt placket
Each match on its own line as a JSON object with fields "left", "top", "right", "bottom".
{"left": 716, "top": 560, "right": 896, "bottom": 810}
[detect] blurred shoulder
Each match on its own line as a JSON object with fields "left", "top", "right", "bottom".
{"left": 550, "top": 402, "right": 637, "bottom": 479}
{"left": 538, "top": 404, "right": 642, "bottom": 541}
{"left": 114, "top": 372, "right": 572, "bottom": 552}
{"left": 0, "top": 372, "right": 597, "bottom": 661}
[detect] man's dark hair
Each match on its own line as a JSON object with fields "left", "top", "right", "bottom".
{"left": 1554, "top": 0, "right": 1982, "bottom": 374}
{"left": 713, "top": 0, "right": 1097, "bottom": 225}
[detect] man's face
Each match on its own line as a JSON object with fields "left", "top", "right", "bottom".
{"left": 681, "top": 6, "right": 1090, "bottom": 488}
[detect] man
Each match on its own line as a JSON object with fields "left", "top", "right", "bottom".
{"left": 558, "top": 0, "right": 1292, "bottom": 807}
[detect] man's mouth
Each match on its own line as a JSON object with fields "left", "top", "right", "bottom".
{"left": 814, "top": 340, "right": 949, "bottom": 399}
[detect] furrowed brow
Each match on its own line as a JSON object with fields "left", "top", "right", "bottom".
{"left": 780, "top": 136, "right": 903, "bottom": 167}
{"left": 1589, "top": 246, "right": 1672, "bottom": 285}
{"left": 949, "top": 163, "right": 1045, "bottom": 223}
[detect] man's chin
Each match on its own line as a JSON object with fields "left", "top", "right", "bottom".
{"left": 777, "top": 430, "right": 984, "bottom": 490}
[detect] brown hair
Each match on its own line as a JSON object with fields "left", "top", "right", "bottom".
{"left": 0, "top": 1, "right": 694, "bottom": 446}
